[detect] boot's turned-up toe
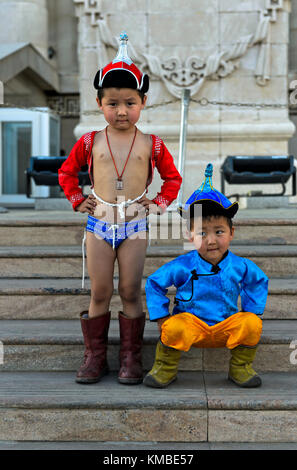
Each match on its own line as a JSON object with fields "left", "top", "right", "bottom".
{"left": 228, "top": 345, "right": 262, "bottom": 388}
{"left": 143, "top": 340, "right": 181, "bottom": 388}
{"left": 76, "top": 311, "right": 110, "bottom": 384}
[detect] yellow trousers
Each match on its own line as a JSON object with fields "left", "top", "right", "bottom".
{"left": 161, "top": 311, "right": 262, "bottom": 351}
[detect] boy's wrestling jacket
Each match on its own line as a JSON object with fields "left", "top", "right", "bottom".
{"left": 145, "top": 250, "right": 269, "bottom": 326}
{"left": 58, "top": 131, "right": 182, "bottom": 211}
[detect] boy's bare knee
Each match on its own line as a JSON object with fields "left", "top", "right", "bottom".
{"left": 91, "top": 285, "right": 113, "bottom": 305}
{"left": 118, "top": 283, "right": 141, "bottom": 303}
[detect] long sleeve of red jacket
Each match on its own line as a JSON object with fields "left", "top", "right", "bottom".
{"left": 151, "top": 137, "right": 182, "bottom": 212}
{"left": 58, "top": 134, "right": 88, "bottom": 210}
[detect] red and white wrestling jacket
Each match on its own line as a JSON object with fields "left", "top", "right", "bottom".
{"left": 58, "top": 131, "right": 182, "bottom": 211}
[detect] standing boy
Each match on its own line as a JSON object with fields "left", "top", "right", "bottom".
{"left": 144, "top": 164, "right": 268, "bottom": 388}
{"left": 58, "top": 33, "right": 182, "bottom": 385}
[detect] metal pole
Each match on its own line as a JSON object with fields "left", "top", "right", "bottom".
{"left": 176, "top": 88, "right": 190, "bottom": 208}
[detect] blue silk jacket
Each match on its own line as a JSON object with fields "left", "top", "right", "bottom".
{"left": 145, "top": 250, "right": 269, "bottom": 326}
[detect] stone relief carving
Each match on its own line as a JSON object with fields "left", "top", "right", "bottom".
{"left": 47, "top": 95, "right": 80, "bottom": 117}
{"left": 74, "top": 0, "right": 284, "bottom": 98}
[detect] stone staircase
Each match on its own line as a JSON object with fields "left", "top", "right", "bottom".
{"left": 0, "top": 209, "right": 297, "bottom": 448}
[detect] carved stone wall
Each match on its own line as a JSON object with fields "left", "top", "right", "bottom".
{"left": 0, "top": 0, "right": 48, "bottom": 58}
{"left": 73, "top": 0, "right": 295, "bottom": 202}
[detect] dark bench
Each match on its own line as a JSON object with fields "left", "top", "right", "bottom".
{"left": 25, "top": 156, "right": 90, "bottom": 198}
{"left": 220, "top": 155, "right": 296, "bottom": 199}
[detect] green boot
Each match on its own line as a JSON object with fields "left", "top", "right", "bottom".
{"left": 143, "top": 340, "right": 181, "bottom": 388}
{"left": 228, "top": 345, "right": 261, "bottom": 388}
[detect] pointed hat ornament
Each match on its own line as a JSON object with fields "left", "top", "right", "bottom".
{"left": 178, "top": 163, "right": 239, "bottom": 218}
{"left": 94, "top": 32, "right": 149, "bottom": 93}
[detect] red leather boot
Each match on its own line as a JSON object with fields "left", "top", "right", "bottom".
{"left": 76, "top": 311, "right": 110, "bottom": 384}
{"left": 118, "top": 311, "right": 145, "bottom": 385}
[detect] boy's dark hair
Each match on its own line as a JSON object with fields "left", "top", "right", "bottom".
{"left": 187, "top": 203, "right": 233, "bottom": 233}
{"left": 95, "top": 70, "right": 147, "bottom": 104}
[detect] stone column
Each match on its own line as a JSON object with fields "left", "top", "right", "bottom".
{"left": 73, "top": 0, "right": 295, "bottom": 201}
{"left": 0, "top": 0, "right": 48, "bottom": 58}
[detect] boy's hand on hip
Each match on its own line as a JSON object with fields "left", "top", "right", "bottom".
{"left": 76, "top": 195, "right": 97, "bottom": 215}
{"left": 138, "top": 196, "right": 162, "bottom": 215}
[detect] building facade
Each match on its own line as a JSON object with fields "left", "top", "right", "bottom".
{"left": 0, "top": 0, "right": 296, "bottom": 206}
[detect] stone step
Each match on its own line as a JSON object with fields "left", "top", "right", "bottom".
{"left": 0, "top": 319, "right": 295, "bottom": 373}
{"left": 1, "top": 215, "right": 297, "bottom": 246}
{"left": 1, "top": 245, "right": 296, "bottom": 278}
{"left": 0, "top": 370, "right": 296, "bottom": 443}
{"left": 0, "top": 277, "right": 296, "bottom": 320}
{"left": 1, "top": 441, "right": 297, "bottom": 450}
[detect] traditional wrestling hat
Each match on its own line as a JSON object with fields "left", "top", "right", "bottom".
{"left": 178, "top": 163, "right": 239, "bottom": 219}
{"left": 93, "top": 32, "right": 149, "bottom": 93}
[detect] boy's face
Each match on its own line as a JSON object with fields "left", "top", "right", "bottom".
{"left": 188, "top": 215, "right": 235, "bottom": 265}
{"left": 97, "top": 88, "right": 147, "bottom": 131}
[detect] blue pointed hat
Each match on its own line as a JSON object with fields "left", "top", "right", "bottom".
{"left": 178, "top": 163, "right": 239, "bottom": 219}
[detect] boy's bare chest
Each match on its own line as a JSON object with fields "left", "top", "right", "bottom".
{"left": 92, "top": 138, "right": 151, "bottom": 175}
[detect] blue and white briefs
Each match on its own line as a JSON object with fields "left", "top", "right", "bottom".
{"left": 81, "top": 215, "right": 149, "bottom": 288}
{"left": 86, "top": 215, "right": 149, "bottom": 250}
